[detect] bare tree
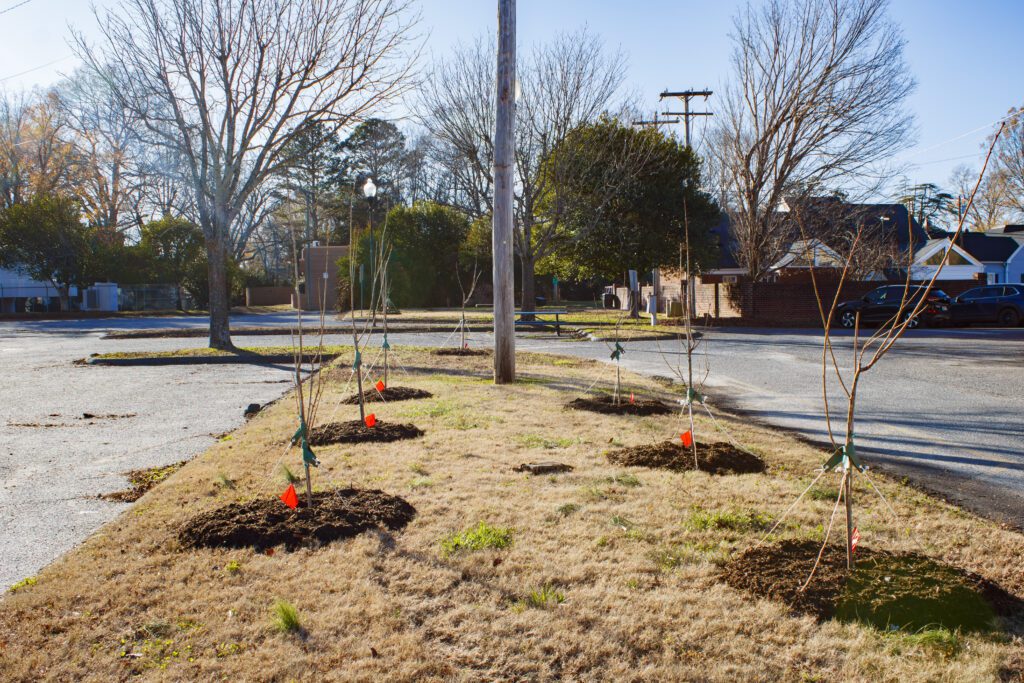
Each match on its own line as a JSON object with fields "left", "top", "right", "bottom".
{"left": 57, "top": 68, "right": 143, "bottom": 233}
{"left": 713, "top": 0, "right": 915, "bottom": 281}
{"left": 76, "top": 0, "right": 417, "bottom": 349}
{"left": 949, "top": 164, "right": 1011, "bottom": 231}
{"left": 990, "top": 107, "right": 1024, "bottom": 221}
{"left": 420, "top": 29, "right": 625, "bottom": 309}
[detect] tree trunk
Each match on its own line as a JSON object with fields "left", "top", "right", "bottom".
{"left": 520, "top": 253, "right": 536, "bottom": 318}
{"left": 59, "top": 285, "right": 70, "bottom": 313}
{"left": 206, "top": 233, "right": 234, "bottom": 350}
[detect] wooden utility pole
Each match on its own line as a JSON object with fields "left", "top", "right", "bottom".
{"left": 659, "top": 89, "right": 713, "bottom": 149}
{"left": 492, "top": 0, "right": 516, "bottom": 384}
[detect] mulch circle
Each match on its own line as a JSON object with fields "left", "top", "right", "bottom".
{"left": 722, "top": 539, "right": 1024, "bottom": 631}
{"left": 341, "top": 387, "right": 433, "bottom": 404}
{"left": 309, "top": 420, "right": 424, "bottom": 445}
{"left": 431, "top": 348, "right": 490, "bottom": 357}
{"left": 567, "top": 395, "right": 674, "bottom": 416}
{"left": 178, "top": 488, "right": 416, "bottom": 551}
{"left": 607, "top": 440, "right": 766, "bottom": 475}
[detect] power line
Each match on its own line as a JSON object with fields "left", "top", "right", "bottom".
{"left": 0, "top": 55, "right": 74, "bottom": 82}
{"left": 0, "top": 0, "right": 34, "bottom": 16}
{"left": 900, "top": 110, "right": 1018, "bottom": 162}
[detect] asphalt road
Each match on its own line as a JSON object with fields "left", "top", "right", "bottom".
{"left": 1, "top": 313, "right": 1021, "bottom": 589}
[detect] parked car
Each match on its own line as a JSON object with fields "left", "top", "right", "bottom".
{"left": 834, "top": 285, "right": 952, "bottom": 329}
{"left": 950, "top": 285, "right": 1024, "bottom": 327}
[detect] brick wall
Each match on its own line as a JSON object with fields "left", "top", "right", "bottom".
{"left": 245, "top": 286, "right": 292, "bottom": 307}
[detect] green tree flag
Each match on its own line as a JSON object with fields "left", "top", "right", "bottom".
{"left": 538, "top": 117, "right": 720, "bottom": 282}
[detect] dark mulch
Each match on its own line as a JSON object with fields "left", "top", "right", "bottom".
{"left": 607, "top": 440, "right": 766, "bottom": 475}
{"left": 309, "top": 420, "right": 424, "bottom": 445}
{"left": 178, "top": 488, "right": 416, "bottom": 551}
{"left": 567, "top": 395, "right": 674, "bottom": 416}
{"left": 100, "top": 461, "right": 187, "bottom": 502}
{"left": 431, "top": 347, "right": 490, "bottom": 357}
{"left": 341, "top": 386, "right": 433, "bottom": 404}
{"left": 722, "top": 539, "right": 1024, "bottom": 631}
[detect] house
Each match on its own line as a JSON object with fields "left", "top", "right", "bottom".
{"left": 908, "top": 238, "right": 985, "bottom": 281}
{"left": 769, "top": 238, "right": 844, "bottom": 275}
{"left": 0, "top": 266, "right": 77, "bottom": 313}
{"left": 925, "top": 227, "right": 1024, "bottom": 284}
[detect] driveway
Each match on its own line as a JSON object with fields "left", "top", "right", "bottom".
{"left": 1, "top": 313, "right": 1021, "bottom": 589}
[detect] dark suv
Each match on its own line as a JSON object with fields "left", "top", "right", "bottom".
{"left": 835, "top": 285, "right": 952, "bottom": 329}
{"left": 950, "top": 285, "right": 1024, "bottom": 326}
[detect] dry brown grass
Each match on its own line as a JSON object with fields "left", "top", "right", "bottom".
{"left": 1, "top": 348, "right": 1021, "bottom": 682}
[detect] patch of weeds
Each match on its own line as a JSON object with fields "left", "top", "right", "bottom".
{"left": 607, "top": 473, "right": 641, "bottom": 487}
{"left": 409, "top": 463, "right": 429, "bottom": 476}
{"left": 557, "top": 503, "right": 581, "bottom": 517}
{"left": 625, "top": 578, "right": 642, "bottom": 590}
{"left": 611, "top": 515, "right": 635, "bottom": 530}
{"left": 101, "top": 462, "right": 186, "bottom": 503}
{"left": 218, "top": 433, "right": 234, "bottom": 442}
{"left": 409, "top": 477, "right": 433, "bottom": 490}
{"left": 215, "top": 642, "right": 244, "bottom": 657}
{"left": 625, "top": 528, "right": 655, "bottom": 543}
{"left": 595, "top": 535, "right": 611, "bottom": 548}
{"left": 215, "top": 472, "right": 236, "bottom": 489}
{"left": 649, "top": 541, "right": 730, "bottom": 570}
{"left": 440, "top": 522, "right": 514, "bottom": 556}
{"left": 886, "top": 626, "right": 962, "bottom": 659}
{"left": 270, "top": 599, "right": 302, "bottom": 634}
{"left": 9, "top": 576, "right": 36, "bottom": 593}
{"left": 519, "top": 584, "right": 566, "bottom": 609}
{"left": 401, "top": 400, "right": 457, "bottom": 419}
{"left": 515, "top": 434, "right": 577, "bottom": 450}
{"left": 224, "top": 560, "right": 241, "bottom": 573}
{"left": 807, "top": 485, "right": 839, "bottom": 501}
{"left": 685, "top": 508, "right": 772, "bottom": 533}
{"left": 280, "top": 464, "right": 300, "bottom": 484}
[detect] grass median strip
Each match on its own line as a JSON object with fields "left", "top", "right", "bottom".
{"left": 2, "top": 347, "right": 1022, "bottom": 681}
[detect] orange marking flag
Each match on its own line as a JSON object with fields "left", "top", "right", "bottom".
{"left": 280, "top": 483, "right": 299, "bottom": 510}
{"left": 680, "top": 431, "right": 694, "bottom": 448}
{"left": 375, "top": 380, "right": 386, "bottom": 392}
{"left": 365, "top": 413, "right": 377, "bottom": 428}
{"left": 851, "top": 527, "right": 861, "bottom": 553}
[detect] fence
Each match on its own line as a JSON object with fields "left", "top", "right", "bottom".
{"left": 118, "top": 284, "right": 181, "bottom": 311}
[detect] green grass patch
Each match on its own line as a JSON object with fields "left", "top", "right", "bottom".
{"left": 270, "top": 599, "right": 302, "bottom": 634}
{"left": 91, "top": 345, "right": 351, "bottom": 361}
{"left": 515, "top": 434, "right": 577, "bottom": 449}
{"left": 440, "top": 522, "right": 514, "bottom": 556}
{"left": 685, "top": 508, "right": 772, "bottom": 533}
{"left": 518, "top": 584, "right": 566, "bottom": 610}
{"left": 9, "top": 576, "right": 36, "bottom": 593}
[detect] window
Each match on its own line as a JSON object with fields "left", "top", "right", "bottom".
{"left": 865, "top": 288, "right": 887, "bottom": 304}
{"left": 921, "top": 248, "right": 970, "bottom": 266}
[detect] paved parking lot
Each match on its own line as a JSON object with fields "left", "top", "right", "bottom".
{"left": 1, "top": 314, "right": 1022, "bottom": 588}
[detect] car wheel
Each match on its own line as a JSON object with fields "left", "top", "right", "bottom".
{"left": 839, "top": 311, "right": 857, "bottom": 328}
{"left": 902, "top": 312, "right": 920, "bottom": 329}
{"left": 997, "top": 308, "right": 1020, "bottom": 327}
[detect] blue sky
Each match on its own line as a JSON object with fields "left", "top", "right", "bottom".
{"left": 1, "top": 0, "right": 1022, "bottom": 190}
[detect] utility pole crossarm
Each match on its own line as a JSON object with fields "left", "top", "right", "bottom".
{"left": 658, "top": 88, "right": 714, "bottom": 149}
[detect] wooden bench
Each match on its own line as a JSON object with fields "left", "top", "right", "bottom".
{"left": 513, "top": 310, "right": 567, "bottom": 336}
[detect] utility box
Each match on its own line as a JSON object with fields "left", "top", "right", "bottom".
{"left": 83, "top": 283, "right": 119, "bottom": 312}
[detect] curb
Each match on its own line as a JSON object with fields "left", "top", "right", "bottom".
{"left": 85, "top": 354, "right": 343, "bottom": 367}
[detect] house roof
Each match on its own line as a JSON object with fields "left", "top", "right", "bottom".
{"left": 955, "top": 232, "right": 1021, "bottom": 262}
{"left": 913, "top": 238, "right": 984, "bottom": 267}
{"left": 988, "top": 224, "right": 1024, "bottom": 234}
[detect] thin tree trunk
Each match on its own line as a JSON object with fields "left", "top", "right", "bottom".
{"left": 492, "top": 0, "right": 516, "bottom": 384}
{"left": 521, "top": 253, "right": 536, "bottom": 318}
{"left": 206, "top": 232, "right": 234, "bottom": 350}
